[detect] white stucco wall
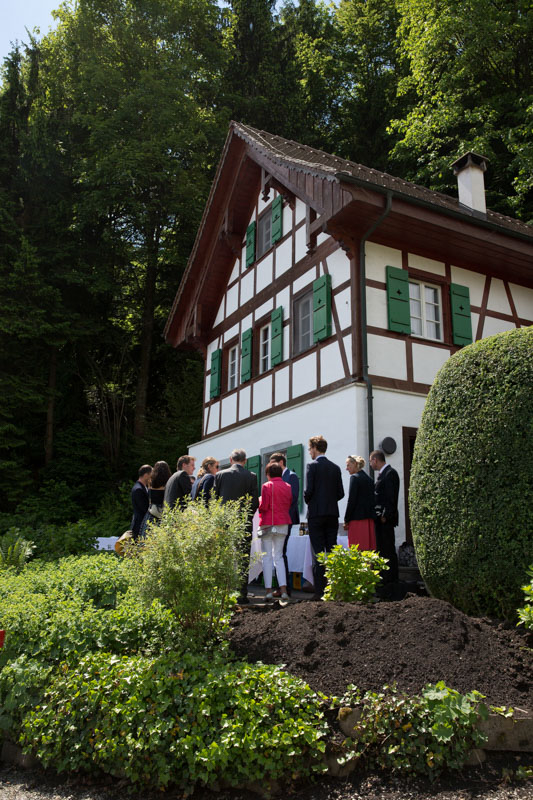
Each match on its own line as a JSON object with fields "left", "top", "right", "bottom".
{"left": 191, "top": 383, "right": 429, "bottom": 548}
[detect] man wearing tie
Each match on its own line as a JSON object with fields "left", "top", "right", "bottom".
{"left": 369, "top": 449, "right": 400, "bottom": 583}
{"left": 304, "top": 435, "right": 344, "bottom": 600}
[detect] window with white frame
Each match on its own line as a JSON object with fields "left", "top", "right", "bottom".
{"left": 293, "top": 290, "right": 313, "bottom": 354}
{"left": 228, "top": 345, "right": 238, "bottom": 390}
{"left": 259, "top": 323, "right": 270, "bottom": 374}
{"left": 256, "top": 209, "right": 272, "bottom": 259}
{"left": 409, "top": 280, "right": 443, "bottom": 341}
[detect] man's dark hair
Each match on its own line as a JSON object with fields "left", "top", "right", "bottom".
{"left": 370, "top": 450, "right": 386, "bottom": 464}
{"left": 269, "top": 451, "right": 287, "bottom": 467}
{"left": 138, "top": 464, "right": 152, "bottom": 478}
{"left": 266, "top": 462, "right": 283, "bottom": 479}
{"left": 177, "top": 455, "right": 193, "bottom": 470}
{"left": 309, "top": 435, "right": 327, "bottom": 453}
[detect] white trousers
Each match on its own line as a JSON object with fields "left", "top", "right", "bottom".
{"left": 260, "top": 526, "right": 288, "bottom": 588}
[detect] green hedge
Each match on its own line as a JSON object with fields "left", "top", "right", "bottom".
{"left": 410, "top": 327, "right": 533, "bottom": 619}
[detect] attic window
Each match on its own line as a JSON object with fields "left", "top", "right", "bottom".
{"left": 257, "top": 209, "right": 272, "bottom": 259}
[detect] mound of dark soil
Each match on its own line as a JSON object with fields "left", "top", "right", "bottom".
{"left": 229, "top": 595, "right": 532, "bottom": 709}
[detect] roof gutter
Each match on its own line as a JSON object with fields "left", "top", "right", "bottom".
{"left": 358, "top": 191, "right": 393, "bottom": 471}
{"left": 335, "top": 172, "right": 533, "bottom": 246}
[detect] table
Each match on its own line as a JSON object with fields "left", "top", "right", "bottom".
{"left": 248, "top": 511, "right": 349, "bottom": 585}
{"left": 96, "top": 537, "right": 119, "bottom": 551}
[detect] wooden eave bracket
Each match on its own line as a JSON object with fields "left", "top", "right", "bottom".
{"left": 220, "top": 230, "right": 242, "bottom": 256}
{"left": 261, "top": 169, "right": 296, "bottom": 208}
{"left": 219, "top": 207, "right": 243, "bottom": 256}
{"left": 306, "top": 207, "right": 329, "bottom": 254}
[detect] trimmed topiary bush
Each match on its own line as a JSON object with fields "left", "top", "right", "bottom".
{"left": 410, "top": 327, "right": 533, "bottom": 620}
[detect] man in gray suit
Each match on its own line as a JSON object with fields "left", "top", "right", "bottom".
{"left": 214, "top": 448, "right": 259, "bottom": 604}
{"left": 164, "top": 455, "right": 196, "bottom": 510}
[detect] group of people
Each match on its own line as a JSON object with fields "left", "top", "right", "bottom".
{"left": 130, "top": 435, "right": 400, "bottom": 603}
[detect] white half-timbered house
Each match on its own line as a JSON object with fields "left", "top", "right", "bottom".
{"left": 164, "top": 123, "right": 533, "bottom": 548}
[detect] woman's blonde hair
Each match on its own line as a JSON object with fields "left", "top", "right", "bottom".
{"left": 197, "top": 456, "right": 218, "bottom": 479}
{"left": 347, "top": 455, "right": 365, "bottom": 471}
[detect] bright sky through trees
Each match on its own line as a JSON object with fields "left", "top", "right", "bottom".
{"left": 1, "top": 0, "right": 59, "bottom": 62}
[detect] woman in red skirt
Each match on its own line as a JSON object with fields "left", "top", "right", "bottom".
{"left": 343, "top": 455, "right": 376, "bottom": 550}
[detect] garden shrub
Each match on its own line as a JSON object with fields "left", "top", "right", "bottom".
{"left": 0, "top": 655, "right": 55, "bottom": 736}
{"left": 0, "top": 581, "right": 181, "bottom": 669}
{"left": 129, "top": 497, "right": 251, "bottom": 642}
{"left": 0, "top": 530, "right": 34, "bottom": 571}
{"left": 410, "top": 327, "right": 533, "bottom": 619}
{"left": 340, "top": 681, "right": 488, "bottom": 778}
{"left": 0, "top": 553, "right": 133, "bottom": 609}
{"left": 316, "top": 544, "right": 387, "bottom": 602}
{"left": 518, "top": 565, "right": 533, "bottom": 630}
{"left": 3, "top": 520, "right": 99, "bottom": 560}
{"left": 20, "top": 651, "right": 328, "bottom": 792}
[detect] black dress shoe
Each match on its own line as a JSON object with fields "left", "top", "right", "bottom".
{"left": 236, "top": 596, "right": 250, "bottom": 605}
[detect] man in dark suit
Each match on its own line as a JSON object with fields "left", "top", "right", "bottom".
{"left": 214, "top": 448, "right": 259, "bottom": 604}
{"left": 269, "top": 451, "right": 300, "bottom": 597}
{"left": 304, "top": 435, "right": 344, "bottom": 599}
{"left": 164, "top": 455, "right": 196, "bottom": 510}
{"left": 369, "top": 449, "right": 400, "bottom": 583}
{"left": 131, "top": 464, "right": 152, "bottom": 540}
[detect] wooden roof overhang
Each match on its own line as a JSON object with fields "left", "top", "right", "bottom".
{"left": 331, "top": 177, "right": 533, "bottom": 284}
{"left": 164, "top": 124, "right": 533, "bottom": 351}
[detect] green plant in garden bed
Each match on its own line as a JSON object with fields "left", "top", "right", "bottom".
{"left": 0, "top": 553, "right": 132, "bottom": 609}
{"left": 316, "top": 544, "right": 388, "bottom": 602}
{"left": 0, "top": 583, "right": 181, "bottom": 669}
{"left": 0, "top": 530, "right": 34, "bottom": 571}
{"left": 517, "top": 565, "right": 533, "bottom": 630}
{"left": 20, "top": 651, "right": 329, "bottom": 792}
{"left": 2, "top": 520, "right": 100, "bottom": 560}
{"left": 0, "top": 655, "right": 55, "bottom": 735}
{"left": 128, "top": 497, "right": 250, "bottom": 641}
{"left": 339, "top": 681, "right": 489, "bottom": 778}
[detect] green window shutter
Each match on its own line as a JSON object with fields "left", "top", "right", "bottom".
{"left": 271, "top": 195, "right": 283, "bottom": 245}
{"left": 209, "top": 349, "right": 222, "bottom": 398}
{"left": 450, "top": 283, "right": 473, "bottom": 346}
{"left": 386, "top": 265, "right": 411, "bottom": 334}
{"left": 245, "top": 221, "right": 256, "bottom": 268}
{"left": 245, "top": 455, "right": 262, "bottom": 495}
{"left": 241, "top": 328, "right": 253, "bottom": 382}
{"left": 313, "top": 274, "right": 332, "bottom": 342}
{"left": 271, "top": 306, "right": 283, "bottom": 366}
{"left": 286, "top": 443, "right": 304, "bottom": 511}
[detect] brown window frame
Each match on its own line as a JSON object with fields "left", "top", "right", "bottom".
{"left": 256, "top": 206, "right": 273, "bottom": 260}
{"left": 292, "top": 286, "right": 314, "bottom": 356}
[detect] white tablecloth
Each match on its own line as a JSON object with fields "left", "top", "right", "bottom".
{"left": 96, "top": 537, "right": 119, "bottom": 551}
{"left": 248, "top": 511, "right": 349, "bottom": 585}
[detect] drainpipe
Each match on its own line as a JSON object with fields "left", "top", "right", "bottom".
{"left": 358, "top": 191, "right": 392, "bottom": 472}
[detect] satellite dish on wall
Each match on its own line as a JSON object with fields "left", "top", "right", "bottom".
{"left": 379, "top": 437, "right": 397, "bottom": 455}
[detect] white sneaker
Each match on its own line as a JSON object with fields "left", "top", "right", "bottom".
{"left": 265, "top": 592, "right": 274, "bottom": 601}
{"left": 280, "top": 592, "right": 290, "bottom": 602}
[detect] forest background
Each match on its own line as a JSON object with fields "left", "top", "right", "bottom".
{"left": 1, "top": 0, "right": 532, "bottom": 534}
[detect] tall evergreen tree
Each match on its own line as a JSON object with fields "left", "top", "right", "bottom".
{"left": 40, "top": 0, "right": 226, "bottom": 441}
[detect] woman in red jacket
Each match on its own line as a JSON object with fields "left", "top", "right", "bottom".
{"left": 259, "top": 461, "right": 293, "bottom": 601}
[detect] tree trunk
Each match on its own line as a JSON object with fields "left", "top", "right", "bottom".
{"left": 134, "top": 227, "right": 159, "bottom": 438}
{"left": 45, "top": 346, "right": 57, "bottom": 466}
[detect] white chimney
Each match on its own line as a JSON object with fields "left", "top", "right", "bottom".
{"left": 451, "top": 152, "right": 489, "bottom": 216}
